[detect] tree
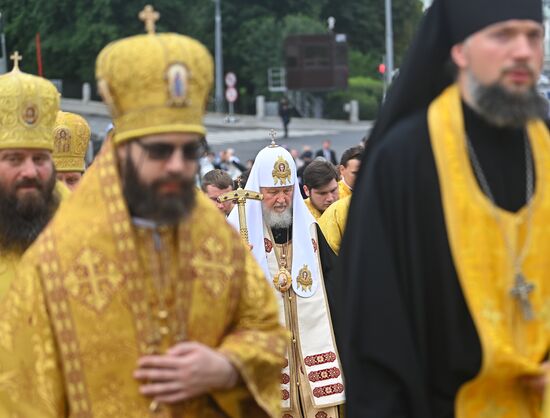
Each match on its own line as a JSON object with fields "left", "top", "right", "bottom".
{"left": 0, "top": 0, "right": 214, "bottom": 81}
{"left": 226, "top": 13, "right": 326, "bottom": 111}
{"left": 0, "top": 0, "right": 422, "bottom": 113}
{"left": 323, "top": 0, "right": 423, "bottom": 70}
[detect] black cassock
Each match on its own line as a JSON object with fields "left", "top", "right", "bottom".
{"left": 337, "top": 103, "right": 535, "bottom": 418}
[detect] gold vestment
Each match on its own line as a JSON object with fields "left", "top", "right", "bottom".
{"left": 0, "top": 142, "right": 287, "bottom": 418}
{"left": 303, "top": 198, "right": 322, "bottom": 221}
{"left": 429, "top": 84, "right": 550, "bottom": 418}
{"left": 337, "top": 180, "right": 351, "bottom": 200}
{"left": 318, "top": 196, "right": 351, "bottom": 255}
{"left": 0, "top": 180, "right": 70, "bottom": 300}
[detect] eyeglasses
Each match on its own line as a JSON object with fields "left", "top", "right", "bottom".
{"left": 135, "top": 140, "right": 205, "bottom": 161}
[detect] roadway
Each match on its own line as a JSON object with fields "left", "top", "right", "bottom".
{"left": 66, "top": 99, "right": 371, "bottom": 162}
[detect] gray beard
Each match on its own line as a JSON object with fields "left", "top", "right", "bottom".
{"left": 262, "top": 205, "right": 293, "bottom": 229}
{"left": 467, "top": 70, "right": 548, "bottom": 128}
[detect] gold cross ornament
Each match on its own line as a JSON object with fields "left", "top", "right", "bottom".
{"left": 218, "top": 185, "right": 263, "bottom": 244}
{"left": 139, "top": 5, "right": 160, "bottom": 34}
{"left": 10, "top": 51, "right": 22, "bottom": 71}
{"left": 269, "top": 129, "right": 278, "bottom": 147}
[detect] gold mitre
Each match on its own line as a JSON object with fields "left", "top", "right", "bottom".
{"left": 0, "top": 52, "right": 60, "bottom": 151}
{"left": 52, "top": 111, "right": 91, "bottom": 172}
{"left": 95, "top": 5, "right": 214, "bottom": 145}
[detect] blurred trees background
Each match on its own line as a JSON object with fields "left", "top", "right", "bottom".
{"left": 0, "top": 0, "right": 423, "bottom": 119}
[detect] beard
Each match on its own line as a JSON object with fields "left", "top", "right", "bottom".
{"left": 122, "top": 153, "right": 196, "bottom": 225}
{"left": 262, "top": 203, "right": 293, "bottom": 229}
{"left": 468, "top": 67, "right": 548, "bottom": 128}
{"left": 0, "top": 172, "right": 58, "bottom": 252}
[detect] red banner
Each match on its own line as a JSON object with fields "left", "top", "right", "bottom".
{"left": 35, "top": 33, "right": 42, "bottom": 77}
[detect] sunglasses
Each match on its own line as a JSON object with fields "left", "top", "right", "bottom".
{"left": 135, "top": 140, "right": 205, "bottom": 161}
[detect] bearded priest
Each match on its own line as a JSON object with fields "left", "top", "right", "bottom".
{"left": 228, "top": 140, "right": 343, "bottom": 418}
{"left": 0, "top": 6, "right": 286, "bottom": 417}
{"left": 0, "top": 53, "right": 69, "bottom": 299}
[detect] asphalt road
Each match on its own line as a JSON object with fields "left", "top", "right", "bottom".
{"left": 209, "top": 130, "right": 367, "bottom": 163}
{"left": 83, "top": 114, "right": 369, "bottom": 163}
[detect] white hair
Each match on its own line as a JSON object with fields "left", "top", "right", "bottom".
{"left": 262, "top": 203, "right": 293, "bottom": 229}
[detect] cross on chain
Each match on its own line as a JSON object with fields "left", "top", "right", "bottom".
{"left": 10, "top": 51, "right": 22, "bottom": 70}
{"left": 139, "top": 5, "right": 160, "bottom": 35}
{"left": 510, "top": 272, "right": 535, "bottom": 320}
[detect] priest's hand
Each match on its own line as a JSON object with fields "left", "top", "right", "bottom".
{"left": 134, "top": 342, "right": 239, "bottom": 403}
{"left": 518, "top": 362, "right": 550, "bottom": 396}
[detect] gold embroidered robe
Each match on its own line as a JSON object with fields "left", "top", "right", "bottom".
{"left": 0, "top": 180, "right": 70, "bottom": 300}
{"left": 430, "top": 85, "right": 550, "bottom": 418}
{"left": 318, "top": 196, "right": 351, "bottom": 255}
{"left": 0, "top": 142, "right": 287, "bottom": 418}
{"left": 303, "top": 198, "right": 322, "bottom": 221}
{"left": 337, "top": 180, "right": 351, "bottom": 200}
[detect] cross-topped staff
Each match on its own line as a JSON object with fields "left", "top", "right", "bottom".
{"left": 218, "top": 178, "right": 263, "bottom": 244}
{"left": 10, "top": 51, "right": 22, "bottom": 71}
{"left": 139, "top": 5, "right": 160, "bottom": 35}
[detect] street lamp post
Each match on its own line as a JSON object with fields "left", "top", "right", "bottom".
{"left": 0, "top": 12, "right": 7, "bottom": 74}
{"left": 214, "top": 0, "right": 224, "bottom": 113}
{"left": 385, "top": 0, "right": 394, "bottom": 87}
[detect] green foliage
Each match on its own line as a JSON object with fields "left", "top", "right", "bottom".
{"left": 227, "top": 13, "right": 326, "bottom": 111}
{"left": 324, "top": 76, "right": 384, "bottom": 120}
{"left": 0, "top": 0, "right": 421, "bottom": 115}
{"left": 0, "top": 0, "right": 214, "bottom": 80}
{"left": 323, "top": 0, "right": 423, "bottom": 67}
{"left": 349, "top": 49, "right": 383, "bottom": 78}
{"left": 282, "top": 14, "right": 326, "bottom": 38}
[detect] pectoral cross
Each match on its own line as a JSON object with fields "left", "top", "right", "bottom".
{"left": 10, "top": 51, "right": 22, "bottom": 71}
{"left": 510, "top": 273, "right": 535, "bottom": 320}
{"left": 218, "top": 178, "right": 263, "bottom": 244}
{"left": 139, "top": 5, "right": 160, "bottom": 34}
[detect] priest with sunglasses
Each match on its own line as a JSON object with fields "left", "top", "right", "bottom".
{"left": 0, "top": 6, "right": 287, "bottom": 418}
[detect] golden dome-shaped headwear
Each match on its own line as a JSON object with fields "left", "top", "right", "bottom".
{"left": 52, "top": 111, "right": 91, "bottom": 172}
{"left": 0, "top": 51, "right": 60, "bottom": 151}
{"left": 95, "top": 4, "right": 214, "bottom": 145}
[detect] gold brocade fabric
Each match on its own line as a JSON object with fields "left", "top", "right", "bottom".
{"left": 318, "top": 196, "right": 351, "bottom": 255}
{"left": 0, "top": 252, "right": 20, "bottom": 301}
{"left": 0, "top": 141, "right": 287, "bottom": 418}
{"left": 96, "top": 33, "right": 213, "bottom": 144}
{"left": 428, "top": 84, "right": 550, "bottom": 418}
{"left": 53, "top": 111, "right": 91, "bottom": 172}
{"left": 337, "top": 180, "right": 351, "bottom": 200}
{"left": 0, "top": 62, "right": 60, "bottom": 151}
{"left": 0, "top": 180, "right": 69, "bottom": 301}
{"left": 303, "top": 198, "right": 322, "bottom": 221}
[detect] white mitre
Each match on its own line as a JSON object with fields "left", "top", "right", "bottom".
{"left": 227, "top": 143, "right": 320, "bottom": 298}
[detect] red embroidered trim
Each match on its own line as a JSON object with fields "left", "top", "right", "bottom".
{"left": 315, "top": 413, "right": 328, "bottom": 418}
{"left": 304, "top": 352, "right": 337, "bottom": 366}
{"left": 308, "top": 367, "right": 341, "bottom": 382}
{"left": 264, "top": 238, "right": 273, "bottom": 253}
{"left": 281, "top": 373, "right": 290, "bottom": 384}
{"left": 282, "top": 389, "right": 290, "bottom": 400}
{"left": 283, "top": 415, "right": 294, "bottom": 418}
{"left": 312, "top": 238, "right": 318, "bottom": 253}
{"left": 313, "top": 383, "right": 344, "bottom": 398}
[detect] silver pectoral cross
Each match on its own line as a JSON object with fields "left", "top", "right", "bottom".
{"left": 510, "top": 273, "right": 535, "bottom": 321}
